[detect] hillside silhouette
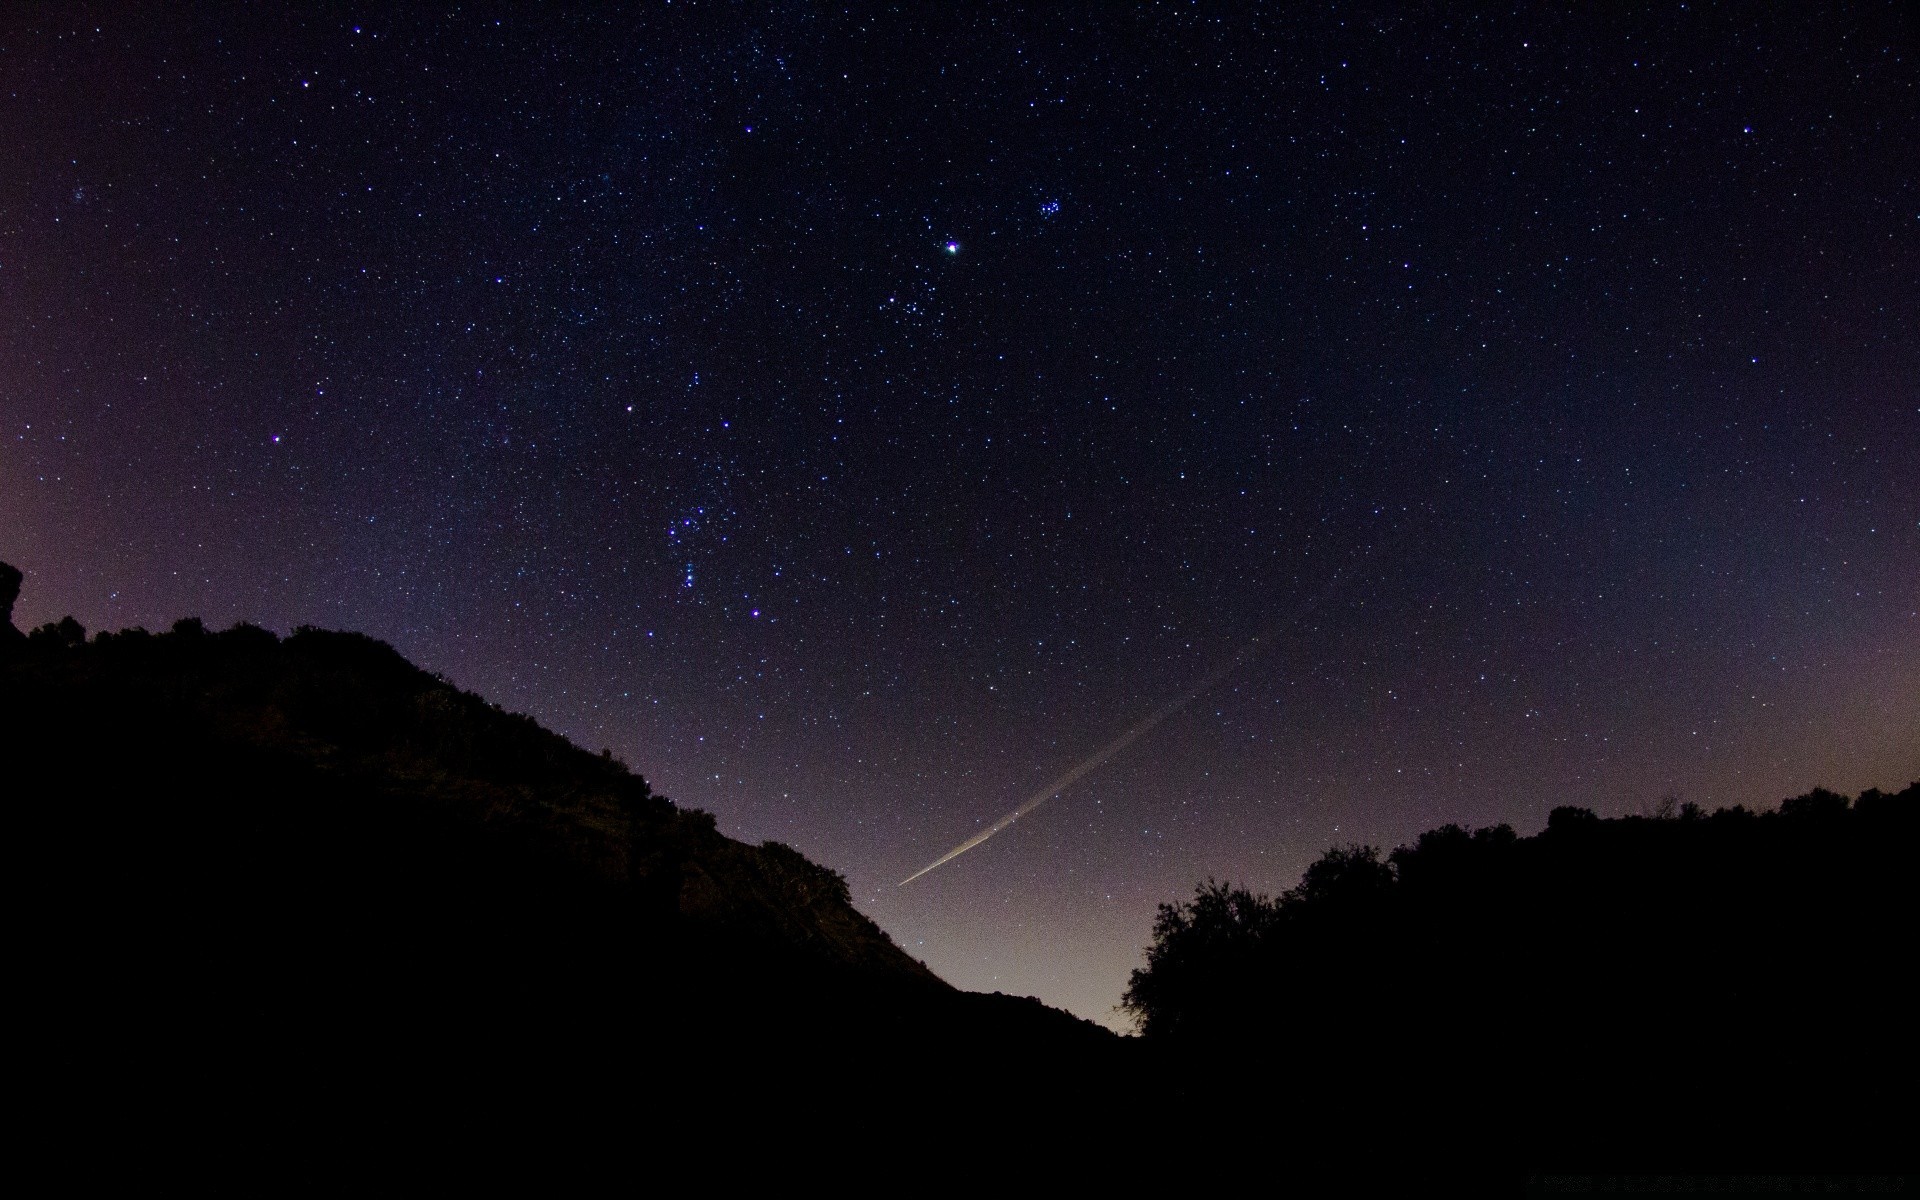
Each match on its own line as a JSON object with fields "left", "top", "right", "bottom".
{"left": 1127, "top": 787, "right": 1917, "bottom": 1176}
{"left": 6, "top": 562, "right": 1912, "bottom": 1186}
{"left": 0, "top": 567, "right": 1120, "bottom": 1186}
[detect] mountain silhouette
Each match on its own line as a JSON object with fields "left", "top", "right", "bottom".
{"left": 0, "top": 565, "right": 1121, "bottom": 1187}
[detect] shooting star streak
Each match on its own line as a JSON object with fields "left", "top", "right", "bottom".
{"left": 898, "top": 574, "right": 1347, "bottom": 886}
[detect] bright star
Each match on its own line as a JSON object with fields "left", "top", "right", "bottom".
{"left": 944, "top": 240, "right": 960, "bottom": 254}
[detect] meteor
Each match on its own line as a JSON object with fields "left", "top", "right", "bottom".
{"left": 898, "top": 574, "right": 1348, "bottom": 886}
{"left": 898, "top": 637, "right": 1266, "bottom": 885}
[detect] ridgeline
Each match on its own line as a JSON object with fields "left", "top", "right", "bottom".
{"left": 3, "top": 562, "right": 1911, "bottom": 1186}
{"left": 0, "top": 569, "right": 1116, "bottom": 1187}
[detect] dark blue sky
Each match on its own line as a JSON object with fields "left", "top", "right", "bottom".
{"left": 5, "top": 2, "right": 1915, "bottom": 1026}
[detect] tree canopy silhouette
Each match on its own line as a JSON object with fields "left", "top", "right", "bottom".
{"left": 1123, "top": 787, "right": 1918, "bottom": 1168}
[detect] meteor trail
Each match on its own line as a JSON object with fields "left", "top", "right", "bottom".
{"left": 898, "top": 638, "right": 1265, "bottom": 885}
{"left": 898, "top": 572, "right": 1349, "bottom": 886}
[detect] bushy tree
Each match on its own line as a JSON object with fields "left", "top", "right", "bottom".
{"left": 1122, "top": 880, "right": 1277, "bottom": 1039}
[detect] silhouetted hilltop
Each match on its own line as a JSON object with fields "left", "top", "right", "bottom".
{"left": 6, "top": 611, "right": 929, "bottom": 983}
{"left": 0, "top": 572, "right": 1120, "bottom": 1186}
{"left": 1127, "top": 788, "right": 1918, "bottom": 1173}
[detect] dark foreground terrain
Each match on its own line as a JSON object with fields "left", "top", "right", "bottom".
{"left": 1125, "top": 791, "right": 1918, "bottom": 1182}
{"left": 2, "top": 602, "right": 1121, "bottom": 1187}
{"left": 3, "top": 564, "right": 1912, "bottom": 1189}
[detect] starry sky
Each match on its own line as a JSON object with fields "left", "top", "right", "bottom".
{"left": 4, "top": 3, "right": 1916, "bottom": 1029}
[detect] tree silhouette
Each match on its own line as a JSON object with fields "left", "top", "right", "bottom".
{"left": 1122, "top": 783, "right": 1919, "bottom": 1167}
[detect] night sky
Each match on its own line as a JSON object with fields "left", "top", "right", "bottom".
{"left": 5, "top": 4, "right": 1916, "bottom": 1029}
